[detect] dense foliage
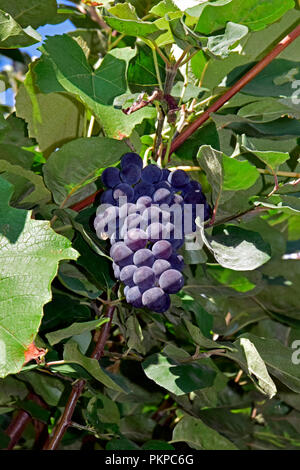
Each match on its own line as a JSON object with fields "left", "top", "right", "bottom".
{"left": 0, "top": 0, "right": 300, "bottom": 451}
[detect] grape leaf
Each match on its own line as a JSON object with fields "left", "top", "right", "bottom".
{"left": 0, "top": 9, "right": 41, "bottom": 49}
{"left": 0, "top": 0, "right": 57, "bottom": 29}
{"left": 171, "top": 415, "right": 238, "bottom": 450}
{"left": 43, "top": 136, "right": 129, "bottom": 207}
{"left": 35, "top": 35, "right": 156, "bottom": 139}
{"left": 202, "top": 225, "right": 271, "bottom": 271}
{"left": 0, "top": 177, "right": 78, "bottom": 378}
{"left": 46, "top": 318, "right": 108, "bottom": 346}
{"left": 16, "top": 64, "right": 85, "bottom": 158}
{"left": 142, "top": 352, "right": 216, "bottom": 395}
{"left": 188, "top": 0, "right": 294, "bottom": 34}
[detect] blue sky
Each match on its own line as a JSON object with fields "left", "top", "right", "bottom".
{"left": 0, "top": 0, "right": 77, "bottom": 106}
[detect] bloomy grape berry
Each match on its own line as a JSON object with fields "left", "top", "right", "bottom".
{"left": 94, "top": 152, "right": 211, "bottom": 313}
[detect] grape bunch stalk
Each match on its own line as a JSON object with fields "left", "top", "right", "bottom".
{"left": 94, "top": 152, "right": 211, "bottom": 313}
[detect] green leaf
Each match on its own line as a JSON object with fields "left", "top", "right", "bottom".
{"left": 142, "top": 352, "right": 216, "bottom": 395}
{"left": 206, "top": 265, "right": 256, "bottom": 293}
{"left": 0, "top": 0, "right": 57, "bottom": 29}
{"left": 197, "top": 145, "right": 259, "bottom": 200}
{"left": 63, "top": 341, "right": 125, "bottom": 392}
{"left": 104, "top": 15, "right": 161, "bottom": 39}
{"left": 207, "top": 22, "right": 248, "bottom": 59}
{"left": 15, "top": 64, "right": 85, "bottom": 158}
{"left": 222, "top": 155, "right": 260, "bottom": 191}
{"left": 108, "top": 2, "right": 138, "bottom": 20}
{"left": 188, "top": 0, "right": 294, "bottom": 34}
{"left": 233, "top": 334, "right": 300, "bottom": 393}
{"left": 204, "top": 225, "right": 271, "bottom": 271}
{"left": 238, "top": 337, "right": 276, "bottom": 398}
{"left": 0, "top": 177, "right": 78, "bottom": 378}
{"left": 128, "top": 44, "right": 166, "bottom": 93}
{"left": 43, "top": 136, "right": 129, "bottom": 207}
{"left": 241, "top": 136, "right": 290, "bottom": 170}
{"left": 253, "top": 195, "right": 300, "bottom": 215}
{"left": 46, "top": 318, "right": 108, "bottom": 346}
{"left": 35, "top": 35, "right": 155, "bottom": 139}
{"left": 172, "top": 415, "right": 238, "bottom": 450}
{"left": 58, "top": 262, "right": 102, "bottom": 299}
{"left": 19, "top": 371, "right": 65, "bottom": 406}
{"left": 0, "top": 160, "right": 51, "bottom": 207}
{"left": 0, "top": 9, "right": 41, "bottom": 48}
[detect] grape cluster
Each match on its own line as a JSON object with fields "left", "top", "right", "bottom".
{"left": 94, "top": 152, "right": 211, "bottom": 313}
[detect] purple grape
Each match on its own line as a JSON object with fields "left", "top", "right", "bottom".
{"left": 168, "top": 169, "right": 189, "bottom": 188}
{"left": 142, "top": 206, "right": 162, "bottom": 225}
{"left": 120, "top": 164, "right": 141, "bottom": 185}
{"left": 146, "top": 222, "right": 164, "bottom": 242}
{"left": 126, "top": 286, "right": 143, "bottom": 307}
{"left": 121, "top": 152, "right": 143, "bottom": 169}
{"left": 133, "top": 182, "right": 154, "bottom": 200}
{"left": 120, "top": 213, "right": 144, "bottom": 238}
{"left": 184, "top": 190, "right": 206, "bottom": 205}
{"left": 169, "top": 253, "right": 184, "bottom": 271}
{"left": 159, "top": 269, "right": 184, "bottom": 294}
{"left": 124, "top": 228, "right": 148, "bottom": 251}
{"left": 110, "top": 242, "right": 133, "bottom": 267}
{"left": 152, "top": 240, "right": 172, "bottom": 260}
{"left": 120, "top": 264, "right": 137, "bottom": 287}
{"left": 113, "top": 183, "right": 134, "bottom": 203}
{"left": 133, "top": 248, "right": 155, "bottom": 268}
{"left": 152, "top": 188, "right": 173, "bottom": 205}
{"left": 141, "top": 164, "right": 162, "bottom": 184}
{"left": 133, "top": 266, "right": 155, "bottom": 291}
{"left": 142, "top": 287, "right": 170, "bottom": 313}
{"left": 161, "top": 168, "right": 171, "bottom": 181}
{"left": 119, "top": 203, "right": 138, "bottom": 220}
{"left": 101, "top": 167, "right": 121, "bottom": 188}
{"left": 100, "top": 189, "right": 115, "bottom": 205}
{"left": 124, "top": 285, "right": 129, "bottom": 296}
{"left": 182, "top": 180, "right": 202, "bottom": 194}
{"left": 154, "top": 181, "right": 172, "bottom": 191}
{"left": 136, "top": 196, "right": 152, "bottom": 212}
{"left": 152, "top": 259, "right": 171, "bottom": 277}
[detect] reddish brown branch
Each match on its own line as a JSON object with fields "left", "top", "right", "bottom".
{"left": 5, "top": 392, "right": 48, "bottom": 450}
{"left": 169, "top": 24, "right": 300, "bottom": 155}
{"left": 43, "top": 304, "right": 116, "bottom": 450}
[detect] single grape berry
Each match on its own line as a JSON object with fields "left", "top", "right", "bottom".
{"left": 113, "top": 183, "right": 134, "bottom": 203}
{"left": 101, "top": 167, "right": 121, "bottom": 188}
{"left": 146, "top": 222, "right": 164, "bottom": 242}
{"left": 124, "top": 228, "right": 148, "bottom": 251}
{"left": 169, "top": 253, "right": 184, "bottom": 271}
{"left": 120, "top": 265, "right": 137, "bottom": 287}
{"left": 133, "top": 248, "right": 155, "bottom": 268}
{"left": 168, "top": 169, "right": 189, "bottom": 188}
{"left": 110, "top": 242, "right": 133, "bottom": 267}
{"left": 152, "top": 188, "right": 173, "bottom": 205}
{"left": 121, "top": 152, "right": 143, "bottom": 169}
{"left": 126, "top": 286, "right": 143, "bottom": 308}
{"left": 133, "top": 266, "right": 155, "bottom": 291}
{"left": 133, "top": 182, "right": 154, "bottom": 200}
{"left": 141, "top": 164, "right": 162, "bottom": 184}
{"left": 142, "top": 287, "right": 170, "bottom": 313}
{"left": 152, "top": 259, "right": 171, "bottom": 277}
{"left": 159, "top": 269, "right": 184, "bottom": 294}
{"left": 152, "top": 240, "right": 172, "bottom": 260}
{"left": 100, "top": 189, "right": 115, "bottom": 205}
{"left": 120, "top": 164, "right": 141, "bottom": 185}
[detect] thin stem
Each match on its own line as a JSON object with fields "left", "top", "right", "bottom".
{"left": 108, "top": 33, "right": 125, "bottom": 51}
{"left": 87, "top": 115, "right": 95, "bottom": 138}
{"left": 152, "top": 49, "right": 163, "bottom": 91}
{"left": 44, "top": 303, "right": 116, "bottom": 450}
{"left": 152, "top": 41, "right": 170, "bottom": 65}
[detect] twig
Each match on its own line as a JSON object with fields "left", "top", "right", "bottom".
{"left": 169, "top": 24, "right": 300, "bottom": 156}
{"left": 43, "top": 303, "right": 116, "bottom": 450}
{"left": 5, "top": 392, "right": 48, "bottom": 450}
